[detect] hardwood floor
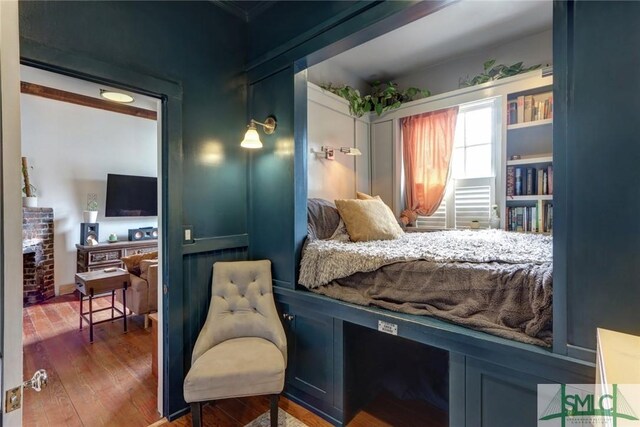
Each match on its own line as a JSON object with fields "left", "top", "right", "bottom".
{"left": 163, "top": 392, "right": 447, "bottom": 427}
{"left": 158, "top": 396, "right": 332, "bottom": 427}
{"left": 24, "top": 295, "right": 446, "bottom": 427}
{"left": 23, "top": 294, "right": 160, "bottom": 427}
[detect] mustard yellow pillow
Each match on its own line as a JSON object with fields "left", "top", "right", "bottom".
{"left": 334, "top": 199, "right": 404, "bottom": 242}
{"left": 121, "top": 251, "right": 158, "bottom": 276}
{"left": 139, "top": 259, "right": 158, "bottom": 280}
{"left": 356, "top": 191, "right": 375, "bottom": 200}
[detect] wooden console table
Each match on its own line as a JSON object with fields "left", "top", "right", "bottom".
{"left": 75, "top": 269, "right": 130, "bottom": 343}
{"left": 76, "top": 240, "right": 157, "bottom": 273}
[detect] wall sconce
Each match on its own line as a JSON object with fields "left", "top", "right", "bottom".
{"left": 240, "top": 116, "right": 277, "bottom": 149}
{"left": 311, "top": 146, "right": 362, "bottom": 160}
{"left": 312, "top": 146, "right": 335, "bottom": 160}
{"left": 340, "top": 147, "right": 362, "bottom": 156}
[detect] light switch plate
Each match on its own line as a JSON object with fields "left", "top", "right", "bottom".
{"left": 183, "top": 225, "right": 194, "bottom": 244}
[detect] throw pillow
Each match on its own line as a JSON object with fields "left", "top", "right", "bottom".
{"left": 121, "top": 251, "right": 158, "bottom": 277}
{"left": 139, "top": 259, "right": 158, "bottom": 280}
{"left": 307, "top": 198, "right": 341, "bottom": 240}
{"left": 356, "top": 191, "right": 375, "bottom": 200}
{"left": 334, "top": 199, "right": 404, "bottom": 242}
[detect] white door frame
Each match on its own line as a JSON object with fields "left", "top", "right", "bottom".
{"left": 1, "top": 1, "right": 25, "bottom": 425}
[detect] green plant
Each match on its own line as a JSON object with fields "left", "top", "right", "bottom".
{"left": 22, "top": 184, "right": 37, "bottom": 197}
{"left": 459, "top": 59, "right": 542, "bottom": 88}
{"left": 86, "top": 193, "right": 98, "bottom": 211}
{"left": 322, "top": 81, "right": 430, "bottom": 118}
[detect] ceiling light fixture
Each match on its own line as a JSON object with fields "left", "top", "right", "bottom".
{"left": 240, "top": 116, "right": 277, "bottom": 149}
{"left": 100, "top": 89, "right": 134, "bottom": 103}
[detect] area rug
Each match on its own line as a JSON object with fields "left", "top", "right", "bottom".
{"left": 243, "top": 408, "right": 309, "bottom": 427}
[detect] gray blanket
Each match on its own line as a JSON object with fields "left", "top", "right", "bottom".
{"left": 300, "top": 229, "right": 552, "bottom": 288}
{"left": 300, "top": 230, "right": 553, "bottom": 347}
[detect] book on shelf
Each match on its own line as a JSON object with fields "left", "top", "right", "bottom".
{"left": 517, "top": 96, "right": 525, "bottom": 124}
{"left": 537, "top": 169, "right": 544, "bottom": 195}
{"left": 507, "top": 100, "right": 518, "bottom": 125}
{"left": 526, "top": 168, "right": 534, "bottom": 195}
{"left": 506, "top": 165, "right": 553, "bottom": 197}
{"left": 523, "top": 95, "right": 533, "bottom": 122}
{"left": 509, "top": 93, "right": 553, "bottom": 124}
{"left": 506, "top": 166, "right": 515, "bottom": 196}
{"left": 506, "top": 202, "right": 553, "bottom": 233}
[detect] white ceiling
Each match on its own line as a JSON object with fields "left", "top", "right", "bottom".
{"left": 321, "top": 0, "right": 552, "bottom": 82}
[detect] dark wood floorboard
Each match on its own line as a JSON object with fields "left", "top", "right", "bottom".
{"left": 23, "top": 294, "right": 161, "bottom": 427}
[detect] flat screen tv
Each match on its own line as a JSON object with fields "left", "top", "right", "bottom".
{"left": 105, "top": 173, "right": 158, "bottom": 217}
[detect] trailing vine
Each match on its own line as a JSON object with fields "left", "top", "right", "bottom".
{"left": 459, "top": 59, "right": 542, "bottom": 88}
{"left": 321, "top": 81, "right": 430, "bottom": 118}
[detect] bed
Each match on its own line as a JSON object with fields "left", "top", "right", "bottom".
{"left": 299, "top": 199, "right": 553, "bottom": 347}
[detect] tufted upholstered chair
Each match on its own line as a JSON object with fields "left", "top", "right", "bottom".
{"left": 183, "top": 260, "right": 287, "bottom": 427}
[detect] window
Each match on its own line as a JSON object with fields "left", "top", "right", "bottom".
{"left": 416, "top": 98, "right": 498, "bottom": 229}
{"left": 452, "top": 102, "right": 494, "bottom": 179}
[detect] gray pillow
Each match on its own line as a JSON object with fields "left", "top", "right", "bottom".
{"left": 307, "top": 198, "right": 341, "bottom": 240}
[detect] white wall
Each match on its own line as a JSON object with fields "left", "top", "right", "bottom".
{"left": 307, "top": 83, "right": 370, "bottom": 202}
{"left": 395, "top": 30, "right": 552, "bottom": 97}
{"left": 21, "top": 94, "right": 158, "bottom": 292}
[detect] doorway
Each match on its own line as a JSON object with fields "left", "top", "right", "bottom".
{"left": 19, "top": 65, "right": 165, "bottom": 425}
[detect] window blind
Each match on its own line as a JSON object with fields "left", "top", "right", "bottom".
{"left": 415, "top": 203, "right": 446, "bottom": 229}
{"left": 454, "top": 183, "right": 491, "bottom": 229}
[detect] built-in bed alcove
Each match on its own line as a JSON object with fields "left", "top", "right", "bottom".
{"left": 300, "top": 0, "right": 556, "bottom": 348}
{"left": 273, "top": 1, "right": 595, "bottom": 426}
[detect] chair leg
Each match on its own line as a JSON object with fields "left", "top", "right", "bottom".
{"left": 144, "top": 313, "right": 149, "bottom": 329}
{"left": 270, "top": 394, "right": 279, "bottom": 427}
{"left": 190, "top": 402, "right": 202, "bottom": 427}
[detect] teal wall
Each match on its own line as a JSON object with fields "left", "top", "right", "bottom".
{"left": 20, "top": 1, "right": 248, "bottom": 236}
{"left": 247, "top": 1, "right": 363, "bottom": 63}
{"left": 553, "top": 0, "right": 640, "bottom": 355}
{"left": 19, "top": 1, "right": 249, "bottom": 417}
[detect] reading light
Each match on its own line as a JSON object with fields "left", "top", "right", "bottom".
{"left": 340, "top": 147, "right": 362, "bottom": 156}
{"left": 311, "top": 146, "right": 335, "bottom": 160}
{"left": 241, "top": 116, "right": 277, "bottom": 149}
{"left": 100, "top": 89, "right": 134, "bottom": 103}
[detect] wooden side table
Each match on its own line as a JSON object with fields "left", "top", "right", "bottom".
{"left": 75, "top": 269, "right": 130, "bottom": 343}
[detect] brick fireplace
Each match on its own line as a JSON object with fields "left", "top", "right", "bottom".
{"left": 22, "top": 207, "right": 54, "bottom": 306}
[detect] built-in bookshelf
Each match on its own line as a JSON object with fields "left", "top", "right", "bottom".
{"left": 503, "top": 81, "right": 553, "bottom": 233}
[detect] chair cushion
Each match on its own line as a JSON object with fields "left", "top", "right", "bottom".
{"left": 139, "top": 259, "right": 158, "bottom": 280}
{"left": 121, "top": 251, "right": 158, "bottom": 276}
{"left": 184, "top": 337, "right": 285, "bottom": 403}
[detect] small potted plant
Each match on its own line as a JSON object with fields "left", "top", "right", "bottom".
{"left": 21, "top": 157, "right": 37, "bottom": 207}
{"left": 83, "top": 193, "right": 98, "bottom": 223}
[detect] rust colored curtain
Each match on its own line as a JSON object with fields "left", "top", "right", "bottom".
{"left": 402, "top": 107, "right": 459, "bottom": 216}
